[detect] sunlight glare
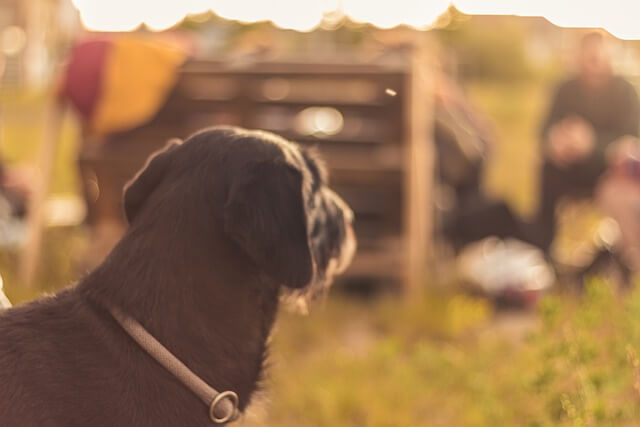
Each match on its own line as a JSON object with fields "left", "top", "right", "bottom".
{"left": 454, "top": 0, "right": 640, "bottom": 40}
{"left": 69, "top": 0, "right": 640, "bottom": 40}
{"left": 270, "top": 0, "right": 325, "bottom": 32}
{"left": 75, "top": 0, "right": 146, "bottom": 31}
{"left": 343, "top": 0, "right": 450, "bottom": 29}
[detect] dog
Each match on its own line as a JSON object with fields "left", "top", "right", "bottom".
{"left": 0, "top": 126, "right": 355, "bottom": 426}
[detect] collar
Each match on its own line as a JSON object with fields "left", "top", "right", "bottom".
{"left": 108, "top": 305, "right": 239, "bottom": 424}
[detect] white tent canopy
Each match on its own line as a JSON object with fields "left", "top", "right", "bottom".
{"left": 70, "top": 0, "right": 640, "bottom": 39}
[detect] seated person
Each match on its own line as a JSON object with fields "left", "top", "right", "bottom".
{"left": 434, "top": 66, "right": 524, "bottom": 250}
{"left": 530, "top": 32, "right": 639, "bottom": 253}
{"left": 596, "top": 137, "right": 640, "bottom": 271}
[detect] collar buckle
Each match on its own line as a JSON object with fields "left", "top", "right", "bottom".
{"left": 209, "top": 390, "right": 239, "bottom": 424}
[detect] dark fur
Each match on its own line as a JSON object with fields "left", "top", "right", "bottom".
{"left": 0, "top": 127, "right": 354, "bottom": 426}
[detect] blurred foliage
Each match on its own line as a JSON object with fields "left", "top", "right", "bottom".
{"left": 0, "top": 89, "right": 80, "bottom": 195}
{"left": 1, "top": 226, "right": 88, "bottom": 303}
{"left": 436, "top": 10, "right": 535, "bottom": 83}
{"left": 238, "top": 280, "right": 640, "bottom": 426}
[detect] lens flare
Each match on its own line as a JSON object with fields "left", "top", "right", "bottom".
{"left": 295, "top": 107, "right": 344, "bottom": 137}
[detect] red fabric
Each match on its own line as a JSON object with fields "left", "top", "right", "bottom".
{"left": 59, "top": 39, "right": 112, "bottom": 120}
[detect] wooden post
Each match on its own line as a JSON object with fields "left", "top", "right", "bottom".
{"left": 19, "top": 99, "right": 64, "bottom": 286}
{"left": 403, "top": 35, "right": 435, "bottom": 297}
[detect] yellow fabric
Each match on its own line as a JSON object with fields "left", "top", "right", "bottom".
{"left": 90, "top": 36, "right": 186, "bottom": 135}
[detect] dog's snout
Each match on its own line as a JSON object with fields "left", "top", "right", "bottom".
{"left": 343, "top": 205, "right": 354, "bottom": 225}
{"left": 326, "top": 190, "right": 356, "bottom": 275}
{"left": 335, "top": 211, "right": 356, "bottom": 276}
{"left": 325, "top": 189, "right": 352, "bottom": 221}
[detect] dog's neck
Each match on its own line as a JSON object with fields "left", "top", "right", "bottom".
{"left": 79, "top": 222, "right": 280, "bottom": 411}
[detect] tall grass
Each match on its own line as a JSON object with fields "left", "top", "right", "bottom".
{"left": 241, "top": 281, "right": 640, "bottom": 426}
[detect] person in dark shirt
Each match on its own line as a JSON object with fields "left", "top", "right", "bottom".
{"left": 531, "top": 32, "right": 640, "bottom": 252}
{"left": 433, "top": 67, "right": 527, "bottom": 250}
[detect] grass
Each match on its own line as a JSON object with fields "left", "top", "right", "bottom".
{"left": 239, "top": 280, "right": 640, "bottom": 426}
{"left": 0, "top": 89, "right": 80, "bottom": 195}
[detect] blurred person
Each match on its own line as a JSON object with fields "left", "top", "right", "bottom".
{"left": 596, "top": 137, "right": 640, "bottom": 271}
{"left": 434, "top": 64, "right": 525, "bottom": 250}
{"left": 433, "top": 65, "right": 555, "bottom": 303}
{"left": 530, "top": 32, "right": 640, "bottom": 253}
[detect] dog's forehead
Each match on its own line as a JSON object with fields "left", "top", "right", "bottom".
{"left": 247, "top": 129, "right": 306, "bottom": 165}
{"left": 228, "top": 128, "right": 314, "bottom": 186}
{"left": 187, "top": 126, "right": 316, "bottom": 191}
{"left": 258, "top": 131, "right": 316, "bottom": 194}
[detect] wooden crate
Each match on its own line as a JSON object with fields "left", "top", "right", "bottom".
{"left": 79, "top": 58, "right": 427, "bottom": 285}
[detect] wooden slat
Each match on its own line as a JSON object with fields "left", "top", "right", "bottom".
{"left": 403, "top": 38, "right": 435, "bottom": 296}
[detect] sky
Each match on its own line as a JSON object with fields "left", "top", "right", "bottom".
{"left": 69, "top": 0, "right": 640, "bottom": 39}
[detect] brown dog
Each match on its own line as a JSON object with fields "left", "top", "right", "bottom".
{"left": 0, "top": 126, "right": 355, "bottom": 426}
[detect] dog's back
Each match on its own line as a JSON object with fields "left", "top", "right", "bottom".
{"left": 0, "top": 291, "right": 97, "bottom": 425}
{"left": 0, "top": 289, "right": 210, "bottom": 427}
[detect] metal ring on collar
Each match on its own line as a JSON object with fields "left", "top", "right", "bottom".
{"left": 209, "top": 391, "right": 239, "bottom": 424}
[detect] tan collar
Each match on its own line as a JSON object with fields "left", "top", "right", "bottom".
{"left": 108, "top": 305, "right": 239, "bottom": 424}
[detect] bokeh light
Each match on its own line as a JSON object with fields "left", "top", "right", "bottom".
{"left": 295, "top": 107, "right": 344, "bottom": 137}
{"left": 1, "top": 26, "right": 27, "bottom": 56}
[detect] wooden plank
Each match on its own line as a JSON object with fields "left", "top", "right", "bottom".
{"left": 182, "top": 60, "right": 407, "bottom": 76}
{"left": 403, "top": 37, "right": 435, "bottom": 296}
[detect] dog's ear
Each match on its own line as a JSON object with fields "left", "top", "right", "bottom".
{"left": 224, "top": 160, "right": 314, "bottom": 288}
{"left": 123, "top": 139, "right": 181, "bottom": 224}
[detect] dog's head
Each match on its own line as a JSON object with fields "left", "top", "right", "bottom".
{"left": 123, "top": 126, "right": 355, "bottom": 293}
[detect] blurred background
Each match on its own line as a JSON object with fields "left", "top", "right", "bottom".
{"left": 3, "top": 1, "right": 640, "bottom": 425}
